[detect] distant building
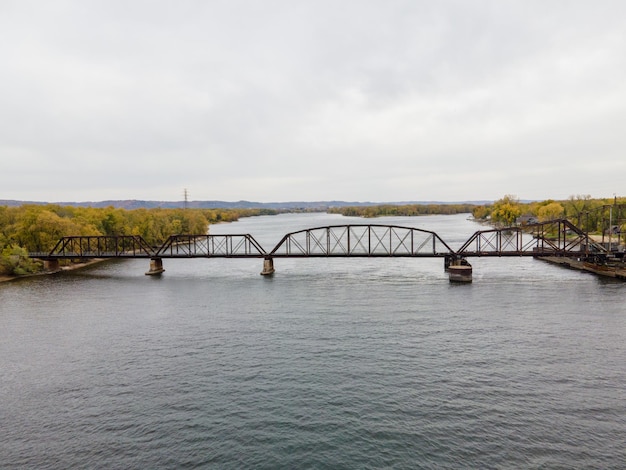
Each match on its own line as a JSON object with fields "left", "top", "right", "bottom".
{"left": 517, "top": 214, "right": 539, "bottom": 225}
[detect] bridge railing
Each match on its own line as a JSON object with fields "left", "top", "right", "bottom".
{"left": 269, "top": 224, "right": 454, "bottom": 257}
{"left": 155, "top": 234, "right": 267, "bottom": 258}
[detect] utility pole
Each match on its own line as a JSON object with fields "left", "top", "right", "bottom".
{"left": 609, "top": 204, "right": 613, "bottom": 252}
{"left": 183, "top": 188, "right": 189, "bottom": 210}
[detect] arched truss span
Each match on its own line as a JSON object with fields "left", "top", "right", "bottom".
{"left": 269, "top": 224, "right": 454, "bottom": 257}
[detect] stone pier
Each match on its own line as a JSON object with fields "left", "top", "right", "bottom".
{"left": 145, "top": 258, "right": 165, "bottom": 276}
{"left": 447, "top": 258, "right": 472, "bottom": 283}
{"left": 43, "top": 259, "right": 60, "bottom": 272}
{"left": 260, "top": 257, "right": 275, "bottom": 276}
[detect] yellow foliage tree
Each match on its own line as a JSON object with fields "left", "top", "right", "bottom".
{"left": 490, "top": 195, "right": 522, "bottom": 226}
{"left": 537, "top": 202, "right": 565, "bottom": 221}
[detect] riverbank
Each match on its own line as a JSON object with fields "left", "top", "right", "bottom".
{"left": 0, "top": 258, "right": 108, "bottom": 283}
{"left": 539, "top": 256, "right": 626, "bottom": 280}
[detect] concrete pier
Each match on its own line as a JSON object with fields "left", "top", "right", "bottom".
{"left": 145, "top": 258, "right": 165, "bottom": 276}
{"left": 43, "top": 259, "right": 60, "bottom": 272}
{"left": 260, "top": 257, "right": 275, "bottom": 276}
{"left": 448, "top": 259, "right": 472, "bottom": 283}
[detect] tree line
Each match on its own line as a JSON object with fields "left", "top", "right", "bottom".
{"left": 471, "top": 194, "right": 626, "bottom": 235}
{"left": 328, "top": 203, "right": 476, "bottom": 218}
{"left": 0, "top": 205, "right": 277, "bottom": 276}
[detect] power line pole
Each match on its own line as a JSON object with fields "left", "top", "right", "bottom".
{"left": 183, "top": 188, "right": 189, "bottom": 210}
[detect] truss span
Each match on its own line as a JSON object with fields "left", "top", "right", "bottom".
{"left": 457, "top": 219, "right": 607, "bottom": 257}
{"left": 269, "top": 224, "right": 454, "bottom": 257}
{"left": 155, "top": 234, "right": 267, "bottom": 258}
{"left": 44, "top": 235, "right": 155, "bottom": 258}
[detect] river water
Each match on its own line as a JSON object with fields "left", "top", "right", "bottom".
{"left": 1, "top": 213, "right": 625, "bottom": 469}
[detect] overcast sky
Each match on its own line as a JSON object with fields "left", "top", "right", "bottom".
{"left": 1, "top": 0, "right": 625, "bottom": 203}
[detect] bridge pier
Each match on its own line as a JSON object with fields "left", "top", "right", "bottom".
{"left": 260, "top": 257, "right": 275, "bottom": 276}
{"left": 145, "top": 258, "right": 165, "bottom": 276}
{"left": 447, "top": 258, "right": 472, "bottom": 283}
{"left": 43, "top": 259, "right": 60, "bottom": 272}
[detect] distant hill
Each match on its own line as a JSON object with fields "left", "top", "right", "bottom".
{"left": 0, "top": 199, "right": 493, "bottom": 210}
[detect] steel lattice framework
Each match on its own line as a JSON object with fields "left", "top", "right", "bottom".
{"left": 45, "top": 235, "right": 155, "bottom": 258}
{"left": 155, "top": 234, "right": 267, "bottom": 258}
{"left": 33, "top": 219, "right": 608, "bottom": 262}
{"left": 457, "top": 219, "right": 606, "bottom": 257}
{"left": 269, "top": 224, "right": 454, "bottom": 257}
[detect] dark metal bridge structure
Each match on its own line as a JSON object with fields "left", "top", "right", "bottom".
{"left": 31, "top": 219, "right": 607, "bottom": 280}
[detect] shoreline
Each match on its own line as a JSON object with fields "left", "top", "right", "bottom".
{"left": 539, "top": 256, "right": 626, "bottom": 280}
{"left": 0, "top": 258, "right": 109, "bottom": 284}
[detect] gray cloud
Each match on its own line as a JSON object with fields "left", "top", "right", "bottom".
{"left": 1, "top": 0, "right": 625, "bottom": 202}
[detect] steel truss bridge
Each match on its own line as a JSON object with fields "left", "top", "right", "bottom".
{"left": 30, "top": 219, "right": 608, "bottom": 277}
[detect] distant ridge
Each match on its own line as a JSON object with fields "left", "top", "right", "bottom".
{"left": 0, "top": 199, "right": 493, "bottom": 210}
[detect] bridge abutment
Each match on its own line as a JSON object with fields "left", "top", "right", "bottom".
{"left": 145, "top": 258, "right": 165, "bottom": 276}
{"left": 260, "top": 257, "right": 275, "bottom": 276}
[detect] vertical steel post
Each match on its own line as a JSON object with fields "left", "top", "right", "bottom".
{"left": 327, "top": 228, "right": 330, "bottom": 255}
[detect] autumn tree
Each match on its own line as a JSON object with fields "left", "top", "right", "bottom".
{"left": 0, "top": 244, "right": 40, "bottom": 275}
{"left": 537, "top": 202, "right": 565, "bottom": 221}
{"left": 490, "top": 195, "right": 522, "bottom": 226}
{"left": 471, "top": 205, "right": 491, "bottom": 220}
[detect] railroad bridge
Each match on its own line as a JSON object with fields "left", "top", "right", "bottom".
{"left": 30, "top": 219, "right": 608, "bottom": 282}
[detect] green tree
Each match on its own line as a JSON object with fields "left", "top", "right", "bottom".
{"left": 0, "top": 244, "right": 41, "bottom": 275}
{"left": 564, "top": 194, "right": 592, "bottom": 227}
{"left": 471, "top": 205, "right": 491, "bottom": 220}
{"left": 14, "top": 208, "right": 84, "bottom": 252}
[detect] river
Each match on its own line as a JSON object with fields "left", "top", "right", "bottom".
{"left": 1, "top": 213, "right": 625, "bottom": 469}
